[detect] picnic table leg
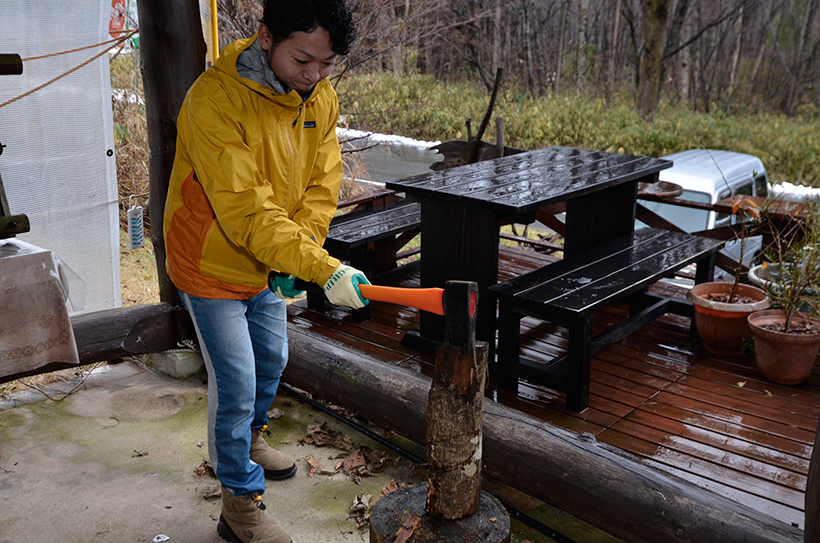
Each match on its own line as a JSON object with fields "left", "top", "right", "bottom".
{"left": 495, "top": 302, "right": 521, "bottom": 390}
{"left": 420, "top": 199, "right": 499, "bottom": 344}
{"left": 566, "top": 315, "right": 593, "bottom": 412}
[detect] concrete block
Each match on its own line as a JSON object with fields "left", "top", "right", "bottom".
{"left": 139, "top": 350, "right": 203, "bottom": 379}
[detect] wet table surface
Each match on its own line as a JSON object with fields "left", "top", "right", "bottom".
{"left": 386, "top": 146, "right": 673, "bottom": 344}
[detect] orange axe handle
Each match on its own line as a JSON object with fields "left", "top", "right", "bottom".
{"left": 276, "top": 272, "right": 445, "bottom": 315}
{"left": 358, "top": 284, "right": 444, "bottom": 315}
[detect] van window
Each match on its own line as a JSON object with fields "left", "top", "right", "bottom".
{"left": 715, "top": 189, "right": 732, "bottom": 227}
{"left": 736, "top": 184, "right": 753, "bottom": 196}
{"left": 754, "top": 174, "right": 768, "bottom": 196}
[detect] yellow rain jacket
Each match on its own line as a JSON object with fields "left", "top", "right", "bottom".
{"left": 164, "top": 36, "right": 343, "bottom": 300}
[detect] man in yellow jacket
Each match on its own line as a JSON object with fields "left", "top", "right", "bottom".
{"left": 163, "top": 1, "right": 365, "bottom": 541}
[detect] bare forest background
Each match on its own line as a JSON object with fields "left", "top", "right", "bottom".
{"left": 218, "top": 0, "right": 820, "bottom": 118}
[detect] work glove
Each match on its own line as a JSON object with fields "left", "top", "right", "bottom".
{"left": 322, "top": 264, "right": 371, "bottom": 309}
{"left": 268, "top": 272, "right": 305, "bottom": 299}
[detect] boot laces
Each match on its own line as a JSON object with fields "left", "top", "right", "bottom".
{"left": 251, "top": 494, "right": 267, "bottom": 511}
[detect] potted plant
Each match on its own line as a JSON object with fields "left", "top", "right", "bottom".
{"left": 687, "top": 197, "right": 771, "bottom": 355}
{"left": 748, "top": 200, "right": 820, "bottom": 384}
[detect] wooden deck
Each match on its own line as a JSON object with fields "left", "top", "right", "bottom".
{"left": 285, "top": 244, "right": 819, "bottom": 531}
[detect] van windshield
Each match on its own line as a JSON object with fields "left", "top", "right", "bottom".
{"left": 638, "top": 190, "right": 712, "bottom": 233}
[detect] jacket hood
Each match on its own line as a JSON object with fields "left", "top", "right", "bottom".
{"left": 212, "top": 35, "right": 316, "bottom": 107}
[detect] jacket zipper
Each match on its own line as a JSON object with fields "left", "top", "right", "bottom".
{"left": 292, "top": 103, "right": 303, "bottom": 127}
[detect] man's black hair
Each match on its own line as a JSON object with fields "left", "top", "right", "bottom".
{"left": 261, "top": 0, "right": 356, "bottom": 56}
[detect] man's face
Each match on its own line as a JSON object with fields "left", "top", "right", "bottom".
{"left": 258, "top": 24, "right": 337, "bottom": 95}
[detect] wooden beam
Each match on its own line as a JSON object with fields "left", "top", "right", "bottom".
{"left": 283, "top": 325, "right": 802, "bottom": 543}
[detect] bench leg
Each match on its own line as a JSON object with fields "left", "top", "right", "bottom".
{"left": 307, "top": 291, "right": 325, "bottom": 312}
{"left": 352, "top": 306, "right": 371, "bottom": 322}
{"left": 496, "top": 303, "right": 522, "bottom": 390}
{"left": 566, "top": 315, "right": 593, "bottom": 412}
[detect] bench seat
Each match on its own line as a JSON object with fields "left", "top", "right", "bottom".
{"left": 488, "top": 227, "right": 723, "bottom": 412}
{"left": 308, "top": 199, "right": 421, "bottom": 319}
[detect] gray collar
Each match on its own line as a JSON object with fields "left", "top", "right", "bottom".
{"left": 236, "top": 39, "right": 288, "bottom": 94}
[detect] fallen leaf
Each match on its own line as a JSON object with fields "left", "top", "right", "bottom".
{"left": 132, "top": 450, "right": 148, "bottom": 457}
{"left": 737, "top": 381, "right": 746, "bottom": 387}
{"left": 300, "top": 422, "right": 353, "bottom": 450}
{"left": 305, "top": 454, "right": 322, "bottom": 477}
{"left": 342, "top": 449, "right": 368, "bottom": 476}
{"left": 349, "top": 494, "right": 371, "bottom": 513}
{"left": 765, "top": 390, "right": 773, "bottom": 397}
{"left": 194, "top": 459, "right": 215, "bottom": 478}
{"left": 267, "top": 407, "right": 285, "bottom": 420}
{"left": 348, "top": 496, "right": 372, "bottom": 532}
{"left": 202, "top": 485, "right": 222, "bottom": 499}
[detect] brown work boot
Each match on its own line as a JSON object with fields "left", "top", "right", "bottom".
{"left": 250, "top": 426, "right": 297, "bottom": 480}
{"left": 217, "top": 486, "right": 291, "bottom": 543}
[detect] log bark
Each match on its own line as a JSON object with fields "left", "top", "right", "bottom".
{"left": 283, "top": 324, "right": 803, "bottom": 543}
{"left": 71, "top": 303, "right": 184, "bottom": 364}
{"left": 426, "top": 282, "right": 485, "bottom": 520}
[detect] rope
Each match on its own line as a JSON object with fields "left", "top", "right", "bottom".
{"left": 0, "top": 28, "right": 139, "bottom": 110}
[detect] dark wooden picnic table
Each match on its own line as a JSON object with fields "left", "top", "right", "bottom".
{"left": 385, "top": 145, "right": 673, "bottom": 345}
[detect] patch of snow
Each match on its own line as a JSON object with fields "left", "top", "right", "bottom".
{"left": 337, "top": 128, "right": 440, "bottom": 150}
{"left": 770, "top": 181, "right": 820, "bottom": 203}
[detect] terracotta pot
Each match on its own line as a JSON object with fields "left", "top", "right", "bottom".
{"left": 748, "top": 309, "right": 820, "bottom": 385}
{"left": 686, "top": 282, "right": 771, "bottom": 356}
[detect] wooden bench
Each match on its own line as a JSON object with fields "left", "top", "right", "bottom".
{"left": 307, "top": 194, "right": 421, "bottom": 320}
{"left": 488, "top": 227, "right": 723, "bottom": 412}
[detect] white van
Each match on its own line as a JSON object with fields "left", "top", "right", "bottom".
{"left": 638, "top": 149, "right": 768, "bottom": 279}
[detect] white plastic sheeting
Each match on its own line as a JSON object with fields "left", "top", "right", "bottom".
{"left": 0, "top": 0, "right": 121, "bottom": 313}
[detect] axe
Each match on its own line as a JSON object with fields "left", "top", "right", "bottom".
{"left": 270, "top": 272, "right": 444, "bottom": 315}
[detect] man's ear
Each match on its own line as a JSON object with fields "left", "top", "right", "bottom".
{"left": 257, "top": 23, "right": 272, "bottom": 51}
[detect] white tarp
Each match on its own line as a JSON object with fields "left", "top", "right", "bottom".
{"left": 0, "top": 0, "right": 121, "bottom": 313}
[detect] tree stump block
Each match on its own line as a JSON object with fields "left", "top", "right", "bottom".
{"left": 370, "top": 484, "right": 510, "bottom": 543}
{"left": 371, "top": 281, "right": 510, "bottom": 542}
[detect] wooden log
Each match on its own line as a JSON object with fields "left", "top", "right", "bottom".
{"left": 70, "top": 303, "right": 185, "bottom": 364}
{"left": 427, "top": 282, "right": 486, "bottom": 520}
{"left": 0, "top": 304, "right": 188, "bottom": 385}
{"left": 283, "top": 324, "right": 803, "bottom": 543}
{"left": 805, "top": 416, "right": 820, "bottom": 541}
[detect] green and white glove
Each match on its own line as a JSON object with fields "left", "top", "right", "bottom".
{"left": 268, "top": 273, "right": 305, "bottom": 299}
{"left": 322, "top": 264, "right": 371, "bottom": 309}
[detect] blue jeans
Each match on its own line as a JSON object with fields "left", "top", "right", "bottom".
{"left": 180, "top": 288, "right": 288, "bottom": 496}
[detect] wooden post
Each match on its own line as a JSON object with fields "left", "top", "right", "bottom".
{"left": 370, "top": 281, "right": 510, "bottom": 542}
{"left": 135, "top": 0, "right": 206, "bottom": 305}
{"left": 427, "top": 281, "right": 485, "bottom": 519}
